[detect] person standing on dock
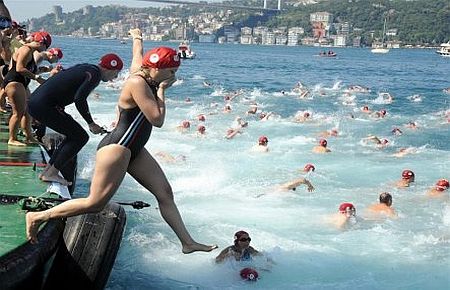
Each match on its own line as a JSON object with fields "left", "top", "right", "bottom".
{"left": 26, "top": 28, "right": 218, "bottom": 254}
{"left": 28, "top": 53, "right": 123, "bottom": 185}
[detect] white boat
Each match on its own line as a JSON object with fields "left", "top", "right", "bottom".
{"left": 436, "top": 42, "right": 450, "bottom": 57}
{"left": 178, "top": 42, "right": 196, "bottom": 59}
{"left": 371, "top": 16, "right": 390, "bottom": 54}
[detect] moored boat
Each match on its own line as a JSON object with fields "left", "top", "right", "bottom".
{"left": 178, "top": 41, "right": 196, "bottom": 59}
{"left": 371, "top": 16, "right": 390, "bottom": 54}
{"left": 436, "top": 42, "right": 450, "bottom": 57}
{"left": 0, "top": 113, "right": 126, "bottom": 290}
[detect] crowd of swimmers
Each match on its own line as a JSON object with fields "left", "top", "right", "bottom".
{"left": 0, "top": 2, "right": 447, "bottom": 275}
{"left": 0, "top": 2, "right": 217, "bottom": 254}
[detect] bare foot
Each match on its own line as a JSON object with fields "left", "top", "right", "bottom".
{"left": 182, "top": 242, "right": 218, "bottom": 254}
{"left": 38, "top": 165, "right": 51, "bottom": 180}
{"left": 8, "top": 139, "right": 26, "bottom": 146}
{"left": 25, "top": 137, "right": 39, "bottom": 145}
{"left": 41, "top": 173, "right": 72, "bottom": 186}
{"left": 26, "top": 212, "right": 44, "bottom": 244}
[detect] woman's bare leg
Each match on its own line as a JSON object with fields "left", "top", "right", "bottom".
{"left": 26, "top": 145, "right": 131, "bottom": 243}
{"left": 22, "top": 88, "right": 38, "bottom": 143}
{"left": 6, "top": 83, "right": 26, "bottom": 146}
{"left": 127, "top": 148, "right": 217, "bottom": 254}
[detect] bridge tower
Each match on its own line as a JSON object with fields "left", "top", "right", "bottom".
{"left": 278, "top": 0, "right": 281, "bottom": 10}
{"left": 263, "top": 0, "right": 267, "bottom": 9}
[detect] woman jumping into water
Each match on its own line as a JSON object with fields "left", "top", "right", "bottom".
{"left": 26, "top": 28, "right": 218, "bottom": 254}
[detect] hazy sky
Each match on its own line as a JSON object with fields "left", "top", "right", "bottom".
{"left": 5, "top": 1, "right": 169, "bottom": 22}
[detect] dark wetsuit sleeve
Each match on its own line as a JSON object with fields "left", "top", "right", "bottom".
{"left": 73, "top": 70, "right": 101, "bottom": 124}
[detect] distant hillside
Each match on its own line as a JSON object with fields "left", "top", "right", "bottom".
{"left": 267, "top": 0, "right": 450, "bottom": 44}
{"left": 28, "top": 0, "right": 449, "bottom": 45}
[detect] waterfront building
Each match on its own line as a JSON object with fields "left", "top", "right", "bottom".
{"left": 310, "top": 11, "right": 333, "bottom": 39}
{"left": 224, "top": 25, "right": 239, "bottom": 43}
{"left": 287, "top": 27, "right": 304, "bottom": 46}
{"left": 334, "top": 34, "right": 347, "bottom": 47}
{"left": 275, "top": 34, "right": 288, "bottom": 45}
{"left": 241, "top": 27, "right": 252, "bottom": 35}
{"left": 53, "top": 5, "right": 63, "bottom": 22}
{"left": 240, "top": 34, "right": 253, "bottom": 44}
{"left": 352, "top": 36, "right": 362, "bottom": 47}
{"left": 262, "top": 31, "right": 275, "bottom": 45}
{"left": 253, "top": 26, "right": 269, "bottom": 37}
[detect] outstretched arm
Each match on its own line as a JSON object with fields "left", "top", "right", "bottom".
{"left": 280, "top": 178, "right": 315, "bottom": 192}
{"left": 215, "top": 246, "right": 233, "bottom": 263}
{"left": 129, "top": 28, "right": 143, "bottom": 74}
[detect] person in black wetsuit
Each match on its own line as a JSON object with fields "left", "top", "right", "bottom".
{"left": 2, "top": 31, "right": 50, "bottom": 146}
{"left": 26, "top": 28, "right": 218, "bottom": 255}
{"left": 28, "top": 53, "right": 124, "bottom": 186}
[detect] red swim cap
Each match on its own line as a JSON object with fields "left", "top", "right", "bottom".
{"left": 436, "top": 179, "right": 449, "bottom": 191}
{"left": 198, "top": 114, "right": 206, "bottom": 122}
{"left": 402, "top": 169, "right": 414, "bottom": 180}
{"left": 339, "top": 202, "right": 355, "bottom": 213}
{"left": 240, "top": 268, "right": 258, "bottom": 281}
{"left": 197, "top": 125, "right": 206, "bottom": 133}
{"left": 258, "top": 136, "right": 268, "bottom": 145}
{"left": 319, "top": 139, "right": 327, "bottom": 147}
{"left": 48, "top": 47, "right": 63, "bottom": 59}
{"left": 304, "top": 112, "right": 310, "bottom": 118}
{"left": 99, "top": 53, "right": 123, "bottom": 70}
{"left": 304, "top": 163, "right": 315, "bottom": 172}
{"left": 381, "top": 139, "right": 389, "bottom": 145}
{"left": 181, "top": 120, "right": 190, "bottom": 128}
{"left": 380, "top": 109, "right": 387, "bottom": 116}
{"left": 142, "top": 47, "right": 180, "bottom": 69}
{"left": 32, "top": 31, "right": 52, "bottom": 48}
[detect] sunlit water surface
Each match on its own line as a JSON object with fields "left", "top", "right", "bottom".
{"left": 49, "top": 37, "right": 449, "bottom": 289}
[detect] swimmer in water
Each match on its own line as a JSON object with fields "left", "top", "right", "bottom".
{"left": 251, "top": 136, "right": 269, "bottom": 152}
{"left": 395, "top": 169, "right": 415, "bottom": 188}
{"left": 426, "top": 179, "right": 449, "bottom": 199}
{"left": 279, "top": 177, "right": 315, "bottom": 192}
{"left": 365, "top": 192, "right": 397, "bottom": 218}
{"left": 312, "top": 139, "right": 331, "bottom": 153}
{"left": 329, "top": 203, "right": 357, "bottom": 229}
{"left": 176, "top": 120, "right": 190, "bottom": 133}
{"left": 215, "top": 230, "right": 260, "bottom": 263}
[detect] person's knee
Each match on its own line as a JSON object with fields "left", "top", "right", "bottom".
{"left": 74, "top": 130, "right": 89, "bottom": 147}
{"left": 158, "top": 184, "right": 175, "bottom": 203}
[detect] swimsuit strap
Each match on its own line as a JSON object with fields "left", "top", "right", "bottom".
{"left": 135, "top": 74, "right": 159, "bottom": 89}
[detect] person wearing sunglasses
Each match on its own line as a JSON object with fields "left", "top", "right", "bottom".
{"left": 215, "top": 230, "right": 260, "bottom": 263}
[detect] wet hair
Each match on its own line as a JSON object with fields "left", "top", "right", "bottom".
{"left": 379, "top": 192, "right": 392, "bottom": 206}
{"left": 234, "top": 230, "right": 249, "bottom": 246}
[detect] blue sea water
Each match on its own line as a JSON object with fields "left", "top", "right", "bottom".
{"left": 51, "top": 37, "right": 449, "bottom": 289}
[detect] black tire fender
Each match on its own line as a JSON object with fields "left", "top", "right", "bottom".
{"left": 44, "top": 202, "right": 126, "bottom": 290}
